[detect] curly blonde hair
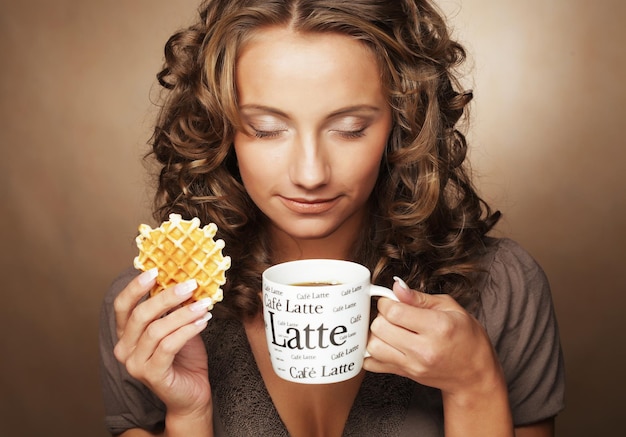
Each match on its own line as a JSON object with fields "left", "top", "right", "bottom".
{"left": 149, "top": 0, "right": 500, "bottom": 319}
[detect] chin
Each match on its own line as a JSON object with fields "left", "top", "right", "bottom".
{"left": 274, "top": 220, "right": 343, "bottom": 241}
{"left": 285, "top": 228, "right": 338, "bottom": 241}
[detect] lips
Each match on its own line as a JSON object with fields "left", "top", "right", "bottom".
{"left": 280, "top": 196, "right": 340, "bottom": 214}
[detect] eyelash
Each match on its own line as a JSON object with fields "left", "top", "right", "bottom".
{"left": 251, "top": 128, "right": 284, "bottom": 139}
{"left": 338, "top": 128, "right": 366, "bottom": 139}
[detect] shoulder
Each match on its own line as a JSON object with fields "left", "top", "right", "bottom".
{"left": 478, "top": 237, "right": 548, "bottom": 293}
{"left": 473, "top": 237, "right": 551, "bottom": 330}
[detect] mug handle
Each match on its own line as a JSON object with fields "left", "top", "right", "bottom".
{"left": 364, "top": 285, "right": 400, "bottom": 358}
{"left": 369, "top": 285, "right": 400, "bottom": 302}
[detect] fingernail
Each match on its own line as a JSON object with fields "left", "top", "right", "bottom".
{"left": 194, "top": 312, "right": 213, "bottom": 326}
{"left": 189, "top": 297, "right": 214, "bottom": 312}
{"left": 138, "top": 268, "right": 158, "bottom": 286}
{"left": 393, "top": 276, "right": 410, "bottom": 291}
{"left": 174, "top": 279, "right": 197, "bottom": 296}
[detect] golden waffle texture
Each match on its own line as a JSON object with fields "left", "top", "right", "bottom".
{"left": 133, "top": 213, "right": 231, "bottom": 308}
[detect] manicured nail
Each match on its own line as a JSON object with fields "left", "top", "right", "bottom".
{"left": 138, "top": 268, "right": 158, "bottom": 286}
{"left": 194, "top": 312, "right": 213, "bottom": 326}
{"left": 174, "top": 279, "right": 197, "bottom": 296}
{"left": 189, "top": 297, "right": 214, "bottom": 312}
{"left": 393, "top": 276, "right": 410, "bottom": 291}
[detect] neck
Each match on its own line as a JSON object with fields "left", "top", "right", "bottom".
{"left": 269, "top": 224, "right": 364, "bottom": 264}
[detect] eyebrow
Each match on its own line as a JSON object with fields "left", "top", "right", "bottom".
{"left": 239, "top": 104, "right": 381, "bottom": 120}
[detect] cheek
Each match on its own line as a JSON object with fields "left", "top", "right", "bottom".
{"left": 236, "top": 153, "right": 257, "bottom": 184}
{"left": 359, "top": 158, "right": 383, "bottom": 191}
{"left": 354, "top": 142, "right": 386, "bottom": 185}
{"left": 234, "top": 136, "right": 263, "bottom": 184}
{"left": 233, "top": 141, "right": 286, "bottom": 203}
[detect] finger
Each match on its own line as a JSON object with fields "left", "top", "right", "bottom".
{"left": 141, "top": 313, "right": 212, "bottom": 379}
{"left": 376, "top": 296, "right": 429, "bottom": 335}
{"left": 369, "top": 311, "right": 430, "bottom": 359}
{"left": 391, "top": 276, "right": 414, "bottom": 303}
{"left": 366, "top": 317, "right": 406, "bottom": 359}
{"left": 114, "top": 279, "right": 197, "bottom": 362}
{"left": 367, "top": 314, "right": 439, "bottom": 381}
{"left": 377, "top": 294, "right": 460, "bottom": 343}
{"left": 378, "top": 289, "right": 461, "bottom": 336}
{"left": 364, "top": 330, "right": 411, "bottom": 377}
{"left": 114, "top": 268, "right": 158, "bottom": 336}
{"left": 391, "top": 277, "right": 436, "bottom": 308}
{"left": 131, "top": 298, "right": 214, "bottom": 365}
{"left": 363, "top": 353, "right": 409, "bottom": 378}
{"left": 391, "top": 277, "right": 460, "bottom": 311}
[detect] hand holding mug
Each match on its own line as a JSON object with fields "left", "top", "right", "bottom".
{"left": 365, "top": 278, "right": 506, "bottom": 400}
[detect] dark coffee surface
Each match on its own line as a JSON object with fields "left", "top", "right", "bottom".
{"left": 290, "top": 282, "right": 342, "bottom": 286}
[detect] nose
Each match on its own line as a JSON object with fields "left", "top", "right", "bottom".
{"left": 288, "top": 134, "right": 330, "bottom": 189}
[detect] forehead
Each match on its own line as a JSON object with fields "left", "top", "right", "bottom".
{"left": 237, "top": 26, "right": 377, "bottom": 63}
{"left": 235, "top": 27, "right": 385, "bottom": 109}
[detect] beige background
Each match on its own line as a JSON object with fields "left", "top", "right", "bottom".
{"left": 0, "top": 0, "right": 624, "bottom": 435}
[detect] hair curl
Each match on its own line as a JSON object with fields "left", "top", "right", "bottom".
{"left": 148, "top": 0, "right": 500, "bottom": 319}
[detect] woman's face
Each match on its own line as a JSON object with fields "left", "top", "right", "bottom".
{"left": 233, "top": 27, "right": 392, "bottom": 252}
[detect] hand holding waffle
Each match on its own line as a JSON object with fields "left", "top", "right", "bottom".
{"left": 112, "top": 214, "right": 230, "bottom": 425}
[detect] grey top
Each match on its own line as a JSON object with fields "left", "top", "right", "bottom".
{"left": 99, "top": 238, "right": 565, "bottom": 436}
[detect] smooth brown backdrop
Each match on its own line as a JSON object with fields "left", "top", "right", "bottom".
{"left": 1, "top": 0, "right": 624, "bottom": 435}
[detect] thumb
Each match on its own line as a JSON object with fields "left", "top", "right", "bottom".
{"left": 392, "top": 276, "right": 433, "bottom": 308}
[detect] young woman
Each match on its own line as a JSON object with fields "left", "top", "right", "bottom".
{"left": 99, "top": 1, "right": 565, "bottom": 436}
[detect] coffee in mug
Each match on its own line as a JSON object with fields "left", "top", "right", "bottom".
{"left": 262, "top": 259, "right": 399, "bottom": 384}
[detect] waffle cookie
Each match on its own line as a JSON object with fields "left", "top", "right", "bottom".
{"left": 133, "top": 213, "right": 231, "bottom": 308}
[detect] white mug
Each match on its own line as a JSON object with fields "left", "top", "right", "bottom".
{"left": 262, "top": 259, "right": 399, "bottom": 384}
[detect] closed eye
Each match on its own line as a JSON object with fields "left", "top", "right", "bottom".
{"left": 247, "top": 124, "right": 287, "bottom": 139}
{"left": 337, "top": 127, "right": 367, "bottom": 139}
{"left": 253, "top": 129, "right": 283, "bottom": 139}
